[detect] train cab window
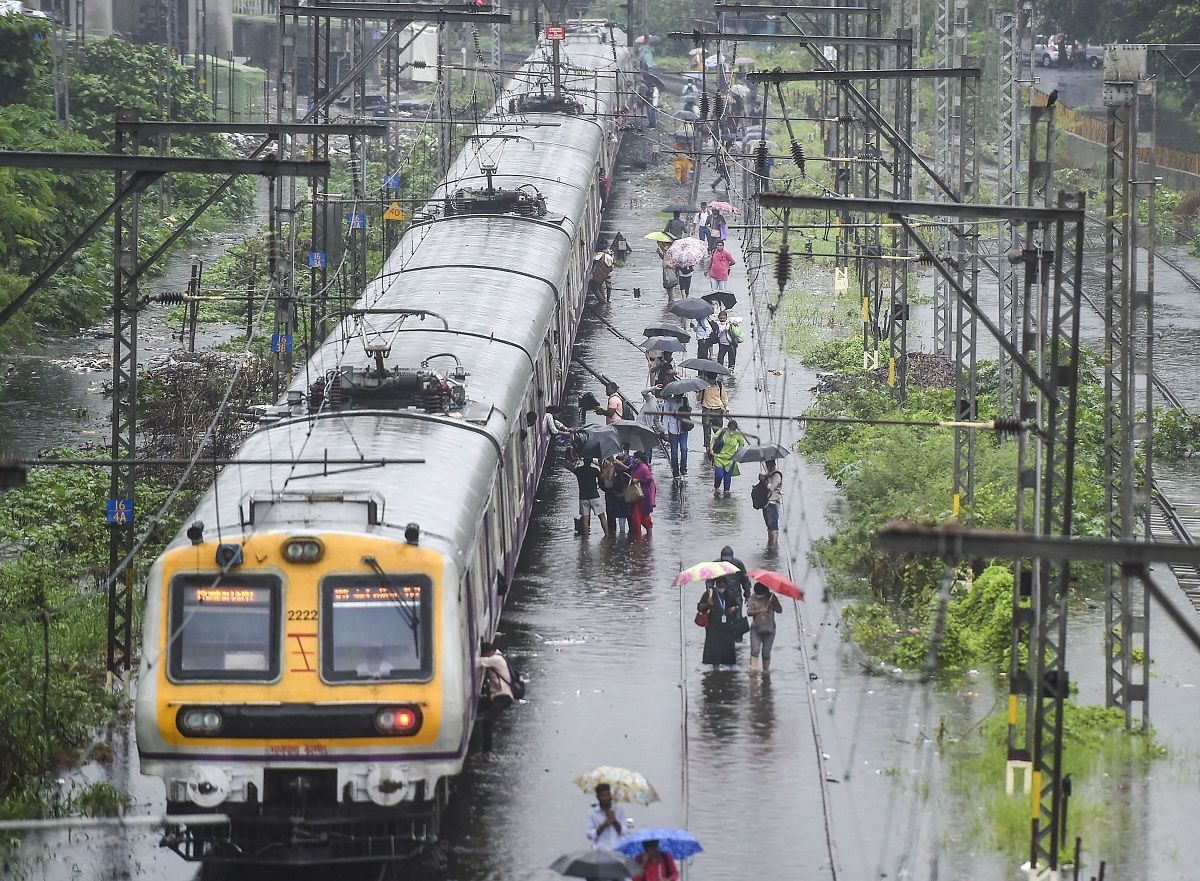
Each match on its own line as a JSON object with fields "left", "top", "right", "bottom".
{"left": 169, "top": 576, "right": 281, "bottom": 681}
{"left": 320, "top": 575, "right": 433, "bottom": 682}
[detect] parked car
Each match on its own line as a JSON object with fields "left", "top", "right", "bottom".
{"left": 1033, "top": 33, "right": 1103, "bottom": 69}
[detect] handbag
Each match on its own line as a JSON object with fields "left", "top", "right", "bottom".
{"left": 694, "top": 609, "right": 709, "bottom": 627}
{"left": 712, "top": 431, "right": 725, "bottom": 455}
{"left": 731, "top": 615, "right": 751, "bottom": 638}
{"left": 623, "top": 480, "right": 644, "bottom": 503}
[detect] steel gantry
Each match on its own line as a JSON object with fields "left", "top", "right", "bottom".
{"left": 0, "top": 136, "right": 329, "bottom": 682}
{"left": 762, "top": 188, "right": 1086, "bottom": 877}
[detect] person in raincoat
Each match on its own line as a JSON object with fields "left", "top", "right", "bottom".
{"left": 672, "top": 151, "right": 694, "bottom": 184}
{"left": 697, "top": 578, "right": 742, "bottom": 666}
{"left": 710, "top": 418, "right": 747, "bottom": 498}
{"left": 628, "top": 450, "right": 656, "bottom": 536}
{"left": 588, "top": 248, "right": 615, "bottom": 301}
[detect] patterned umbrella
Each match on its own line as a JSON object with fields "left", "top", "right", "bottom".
{"left": 616, "top": 828, "right": 704, "bottom": 860}
{"left": 665, "top": 236, "right": 708, "bottom": 268}
{"left": 673, "top": 560, "right": 740, "bottom": 586}
{"left": 708, "top": 200, "right": 741, "bottom": 216}
{"left": 574, "top": 766, "right": 661, "bottom": 805}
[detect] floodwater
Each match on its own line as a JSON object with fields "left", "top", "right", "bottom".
{"left": 9, "top": 138, "right": 1200, "bottom": 881}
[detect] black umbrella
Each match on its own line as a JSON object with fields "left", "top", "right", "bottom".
{"left": 580, "top": 427, "right": 625, "bottom": 460}
{"left": 673, "top": 109, "right": 699, "bottom": 122}
{"left": 662, "top": 203, "right": 699, "bottom": 213}
{"left": 669, "top": 299, "right": 714, "bottom": 320}
{"left": 643, "top": 323, "right": 691, "bottom": 342}
{"left": 702, "top": 291, "right": 738, "bottom": 310}
{"left": 551, "top": 849, "right": 642, "bottom": 880}
{"left": 641, "top": 71, "right": 667, "bottom": 90}
{"left": 680, "top": 357, "right": 731, "bottom": 376}
{"left": 640, "top": 335, "right": 686, "bottom": 353}
{"left": 662, "top": 377, "right": 710, "bottom": 396}
{"left": 733, "top": 442, "right": 790, "bottom": 463}
{"left": 610, "top": 419, "right": 660, "bottom": 451}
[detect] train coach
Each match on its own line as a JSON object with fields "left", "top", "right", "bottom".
{"left": 134, "top": 25, "right": 633, "bottom": 864}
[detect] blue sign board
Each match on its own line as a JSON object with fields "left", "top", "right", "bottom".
{"left": 271, "top": 333, "right": 293, "bottom": 354}
{"left": 347, "top": 213, "right": 367, "bottom": 230}
{"left": 106, "top": 499, "right": 134, "bottom": 525}
{"left": 384, "top": 173, "right": 401, "bottom": 191}
{"left": 307, "top": 250, "right": 327, "bottom": 269}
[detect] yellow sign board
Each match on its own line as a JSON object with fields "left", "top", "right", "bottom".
{"left": 384, "top": 202, "right": 406, "bottom": 222}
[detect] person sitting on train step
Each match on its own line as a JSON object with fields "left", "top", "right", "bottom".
{"left": 543, "top": 405, "right": 573, "bottom": 466}
{"left": 476, "top": 641, "right": 515, "bottom": 762}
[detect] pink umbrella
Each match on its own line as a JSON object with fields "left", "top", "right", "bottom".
{"left": 674, "top": 561, "right": 740, "bottom": 587}
{"left": 708, "top": 200, "right": 741, "bottom": 216}
{"left": 665, "top": 236, "right": 707, "bottom": 269}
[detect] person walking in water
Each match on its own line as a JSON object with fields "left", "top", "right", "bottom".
{"left": 566, "top": 456, "right": 607, "bottom": 537}
{"left": 601, "top": 455, "right": 631, "bottom": 537}
{"left": 697, "top": 578, "right": 742, "bottom": 667}
{"left": 672, "top": 150, "right": 694, "bottom": 184}
{"left": 660, "top": 389, "right": 692, "bottom": 479}
{"left": 746, "top": 582, "right": 783, "bottom": 674}
{"left": 713, "top": 309, "right": 743, "bottom": 369}
{"left": 664, "top": 210, "right": 687, "bottom": 239}
{"left": 586, "top": 783, "right": 629, "bottom": 850}
{"left": 710, "top": 419, "right": 747, "bottom": 498}
{"left": 698, "top": 374, "right": 729, "bottom": 458}
{"left": 597, "top": 381, "right": 625, "bottom": 424}
{"left": 717, "top": 544, "right": 753, "bottom": 599}
{"left": 706, "top": 241, "right": 736, "bottom": 294}
{"left": 676, "top": 261, "right": 694, "bottom": 298}
{"left": 627, "top": 450, "right": 656, "bottom": 536}
{"left": 753, "top": 460, "right": 784, "bottom": 548}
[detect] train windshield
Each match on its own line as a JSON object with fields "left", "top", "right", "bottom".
{"left": 321, "top": 575, "right": 433, "bottom": 682}
{"left": 169, "top": 577, "right": 281, "bottom": 681}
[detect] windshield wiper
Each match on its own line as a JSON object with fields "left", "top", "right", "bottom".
{"left": 362, "top": 556, "right": 421, "bottom": 660}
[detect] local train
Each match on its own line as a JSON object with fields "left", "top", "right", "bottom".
{"left": 134, "top": 26, "right": 633, "bottom": 863}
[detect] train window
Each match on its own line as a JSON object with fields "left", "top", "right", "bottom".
{"left": 168, "top": 575, "right": 281, "bottom": 681}
{"left": 319, "top": 575, "right": 433, "bottom": 683}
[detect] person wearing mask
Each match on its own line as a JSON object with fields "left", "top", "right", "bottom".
{"left": 713, "top": 309, "right": 744, "bottom": 369}
{"left": 586, "top": 783, "right": 630, "bottom": 850}
{"left": 633, "top": 840, "right": 680, "bottom": 881}
{"left": 745, "top": 582, "right": 783, "bottom": 674}
{"left": 627, "top": 450, "right": 656, "bottom": 536}
{"left": 710, "top": 418, "right": 748, "bottom": 498}
{"left": 664, "top": 211, "right": 687, "bottom": 239}
{"left": 659, "top": 390, "right": 693, "bottom": 479}
{"left": 697, "top": 375, "right": 729, "bottom": 458}
{"left": 707, "top": 242, "right": 736, "bottom": 294}
{"left": 696, "top": 578, "right": 742, "bottom": 667}
{"left": 476, "top": 641, "right": 515, "bottom": 761}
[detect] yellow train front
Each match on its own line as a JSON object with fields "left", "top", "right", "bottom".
{"left": 136, "top": 526, "right": 466, "bottom": 862}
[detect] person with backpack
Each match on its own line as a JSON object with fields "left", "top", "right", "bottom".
{"left": 695, "top": 313, "right": 718, "bottom": 360}
{"left": 710, "top": 419, "right": 747, "bottom": 498}
{"left": 714, "top": 310, "right": 743, "bottom": 370}
{"left": 745, "top": 582, "right": 783, "bottom": 674}
{"left": 633, "top": 839, "right": 680, "bottom": 881}
{"left": 596, "top": 381, "right": 626, "bottom": 425}
{"left": 753, "top": 459, "right": 784, "bottom": 548}
{"left": 476, "top": 640, "right": 522, "bottom": 761}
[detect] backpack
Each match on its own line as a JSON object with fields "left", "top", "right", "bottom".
{"left": 504, "top": 657, "right": 527, "bottom": 700}
{"left": 730, "top": 323, "right": 746, "bottom": 343}
{"left": 622, "top": 399, "right": 635, "bottom": 421}
{"left": 751, "top": 480, "right": 770, "bottom": 510}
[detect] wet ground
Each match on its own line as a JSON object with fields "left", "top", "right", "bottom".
{"left": 10, "top": 131, "right": 1200, "bottom": 881}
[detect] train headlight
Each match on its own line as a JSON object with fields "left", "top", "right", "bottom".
{"left": 177, "top": 707, "right": 224, "bottom": 736}
{"left": 374, "top": 706, "right": 423, "bottom": 736}
{"left": 282, "top": 537, "right": 324, "bottom": 563}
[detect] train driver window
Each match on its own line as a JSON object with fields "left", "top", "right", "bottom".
{"left": 320, "top": 575, "right": 433, "bottom": 682}
{"left": 168, "top": 576, "right": 281, "bottom": 681}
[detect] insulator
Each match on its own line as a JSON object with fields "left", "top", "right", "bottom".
{"left": 790, "top": 138, "right": 806, "bottom": 176}
{"left": 915, "top": 254, "right": 934, "bottom": 266}
{"left": 754, "top": 141, "right": 768, "bottom": 178}
{"left": 991, "top": 416, "right": 1025, "bottom": 436}
{"left": 698, "top": 92, "right": 710, "bottom": 121}
{"left": 265, "top": 231, "right": 278, "bottom": 264}
{"left": 472, "top": 30, "right": 484, "bottom": 63}
{"left": 156, "top": 292, "right": 185, "bottom": 304}
{"left": 775, "top": 246, "right": 791, "bottom": 293}
{"left": 713, "top": 93, "right": 724, "bottom": 120}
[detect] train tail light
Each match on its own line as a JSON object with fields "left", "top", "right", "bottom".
{"left": 374, "top": 706, "right": 423, "bottom": 736}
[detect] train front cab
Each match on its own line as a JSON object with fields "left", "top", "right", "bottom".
{"left": 135, "top": 530, "right": 468, "bottom": 863}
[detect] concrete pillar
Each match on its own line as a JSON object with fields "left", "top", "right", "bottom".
{"left": 206, "top": 0, "right": 233, "bottom": 57}
{"left": 83, "top": 0, "right": 114, "bottom": 36}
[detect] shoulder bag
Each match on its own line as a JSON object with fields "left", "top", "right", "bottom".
{"left": 623, "top": 480, "right": 644, "bottom": 503}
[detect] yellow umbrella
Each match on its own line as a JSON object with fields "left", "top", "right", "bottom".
{"left": 673, "top": 561, "right": 739, "bottom": 586}
{"left": 644, "top": 231, "right": 674, "bottom": 242}
{"left": 575, "top": 766, "right": 661, "bottom": 805}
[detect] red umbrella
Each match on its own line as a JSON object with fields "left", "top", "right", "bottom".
{"left": 747, "top": 569, "right": 804, "bottom": 601}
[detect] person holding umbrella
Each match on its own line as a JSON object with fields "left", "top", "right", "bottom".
{"left": 659, "top": 388, "right": 693, "bottom": 479}
{"left": 663, "top": 211, "right": 687, "bottom": 239}
{"left": 696, "top": 576, "right": 742, "bottom": 666}
{"left": 633, "top": 840, "right": 679, "bottom": 881}
{"left": 600, "top": 455, "right": 632, "bottom": 537}
{"left": 745, "top": 581, "right": 784, "bottom": 674}
{"left": 586, "top": 782, "right": 630, "bottom": 850}
{"left": 710, "top": 418, "right": 748, "bottom": 498}
{"left": 697, "top": 373, "right": 729, "bottom": 457}
{"left": 627, "top": 450, "right": 656, "bottom": 537}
